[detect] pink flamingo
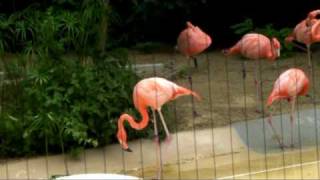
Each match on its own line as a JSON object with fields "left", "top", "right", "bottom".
{"left": 266, "top": 68, "right": 309, "bottom": 149}
{"left": 117, "top": 77, "right": 201, "bottom": 179}
{"left": 176, "top": 21, "right": 212, "bottom": 68}
{"left": 176, "top": 21, "right": 210, "bottom": 117}
{"left": 285, "top": 9, "right": 320, "bottom": 67}
{"left": 223, "top": 33, "right": 281, "bottom": 112}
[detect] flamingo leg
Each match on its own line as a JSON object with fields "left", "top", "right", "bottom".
{"left": 152, "top": 110, "right": 162, "bottom": 179}
{"left": 242, "top": 60, "right": 246, "bottom": 79}
{"left": 192, "top": 56, "right": 198, "bottom": 68}
{"left": 254, "top": 61, "right": 262, "bottom": 113}
{"left": 267, "top": 111, "right": 286, "bottom": 149}
{"left": 306, "top": 45, "right": 318, "bottom": 103}
{"left": 291, "top": 42, "right": 308, "bottom": 52}
{"left": 187, "top": 65, "right": 200, "bottom": 118}
{"left": 158, "top": 109, "right": 172, "bottom": 144}
{"left": 307, "top": 44, "right": 312, "bottom": 68}
{"left": 290, "top": 97, "right": 296, "bottom": 148}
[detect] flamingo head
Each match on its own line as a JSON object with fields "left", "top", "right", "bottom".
{"left": 311, "top": 20, "right": 320, "bottom": 42}
{"left": 117, "top": 115, "right": 132, "bottom": 152}
{"left": 186, "top": 21, "right": 212, "bottom": 47}
{"left": 186, "top": 21, "right": 195, "bottom": 29}
{"left": 117, "top": 129, "right": 132, "bottom": 152}
{"left": 271, "top": 37, "right": 281, "bottom": 59}
{"left": 308, "top": 9, "right": 320, "bottom": 20}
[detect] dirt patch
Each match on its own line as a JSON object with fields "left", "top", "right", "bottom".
{"left": 129, "top": 50, "right": 320, "bottom": 131}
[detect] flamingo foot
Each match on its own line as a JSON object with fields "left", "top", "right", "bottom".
{"left": 272, "top": 135, "right": 287, "bottom": 150}
{"left": 290, "top": 144, "right": 295, "bottom": 149}
{"left": 123, "top": 147, "right": 133, "bottom": 152}
{"left": 255, "top": 109, "right": 262, "bottom": 114}
{"left": 242, "top": 69, "right": 246, "bottom": 79}
{"left": 193, "top": 110, "right": 201, "bottom": 118}
{"left": 279, "top": 144, "right": 288, "bottom": 150}
{"left": 164, "top": 135, "right": 173, "bottom": 145}
{"left": 153, "top": 135, "right": 160, "bottom": 144}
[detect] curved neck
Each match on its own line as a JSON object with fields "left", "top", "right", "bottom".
{"left": 268, "top": 38, "right": 277, "bottom": 59}
{"left": 118, "top": 106, "right": 149, "bottom": 131}
{"left": 311, "top": 21, "right": 320, "bottom": 42}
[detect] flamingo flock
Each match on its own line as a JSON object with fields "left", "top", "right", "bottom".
{"left": 223, "top": 33, "right": 281, "bottom": 113}
{"left": 116, "top": 9, "right": 320, "bottom": 179}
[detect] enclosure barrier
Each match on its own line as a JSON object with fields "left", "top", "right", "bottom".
{"left": 0, "top": 36, "right": 320, "bottom": 180}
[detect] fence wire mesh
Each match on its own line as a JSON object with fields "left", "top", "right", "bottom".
{"left": 1, "top": 32, "right": 320, "bottom": 180}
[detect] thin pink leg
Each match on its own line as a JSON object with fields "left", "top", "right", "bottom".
{"left": 307, "top": 44, "right": 312, "bottom": 68}
{"left": 158, "top": 109, "right": 172, "bottom": 144}
{"left": 290, "top": 97, "right": 296, "bottom": 148}
{"left": 152, "top": 110, "right": 162, "bottom": 179}
{"left": 267, "top": 112, "right": 286, "bottom": 149}
{"left": 254, "top": 63, "right": 262, "bottom": 113}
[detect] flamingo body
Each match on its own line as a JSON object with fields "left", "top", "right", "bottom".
{"left": 224, "top": 33, "right": 281, "bottom": 60}
{"left": 266, "top": 68, "right": 309, "bottom": 148}
{"left": 117, "top": 77, "right": 200, "bottom": 178}
{"left": 267, "top": 68, "right": 309, "bottom": 106}
{"left": 177, "top": 21, "right": 212, "bottom": 57}
{"left": 223, "top": 33, "right": 281, "bottom": 113}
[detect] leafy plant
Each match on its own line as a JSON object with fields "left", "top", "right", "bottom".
{"left": 0, "top": 49, "right": 151, "bottom": 157}
{"left": 0, "top": 0, "right": 173, "bottom": 158}
{"left": 230, "top": 18, "right": 254, "bottom": 35}
{"left": 255, "top": 24, "right": 293, "bottom": 57}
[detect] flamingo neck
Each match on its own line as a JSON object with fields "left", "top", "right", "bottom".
{"left": 268, "top": 38, "right": 277, "bottom": 60}
{"left": 119, "top": 106, "right": 149, "bottom": 131}
{"left": 117, "top": 106, "right": 150, "bottom": 150}
{"left": 311, "top": 22, "right": 320, "bottom": 42}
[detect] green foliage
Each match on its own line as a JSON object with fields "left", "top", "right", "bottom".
{"left": 230, "top": 18, "right": 294, "bottom": 58}
{"left": 230, "top": 18, "right": 254, "bottom": 35}
{"left": 0, "top": 0, "right": 172, "bottom": 158}
{"left": 0, "top": 0, "right": 111, "bottom": 58}
{"left": 255, "top": 24, "right": 293, "bottom": 57}
{"left": 0, "top": 49, "right": 148, "bottom": 157}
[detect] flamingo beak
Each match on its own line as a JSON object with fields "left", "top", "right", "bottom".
{"left": 118, "top": 139, "right": 132, "bottom": 152}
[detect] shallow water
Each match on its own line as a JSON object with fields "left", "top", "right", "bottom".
{"left": 127, "top": 147, "right": 320, "bottom": 179}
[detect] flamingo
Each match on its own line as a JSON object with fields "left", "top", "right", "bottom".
{"left": 117, "top": 77, "right": 201, "bottom": 179}
{"left": 223, "top": 33, "right": 281, "bottom": 112}
{"left": 176, "top": 21, "right": 212, "bottom": 68}
{"left": 285, "top": 9, "right": 320, "bottom": 67}
{"left": 266, "top": 68, "right": 309, "bottom": 149}
{"left": 175, "top": 21, "right": 210, "bottom": 117}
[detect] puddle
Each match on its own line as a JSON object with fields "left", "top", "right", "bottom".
{"left": 232, "top": 108, "right": 320, "bottom": 153}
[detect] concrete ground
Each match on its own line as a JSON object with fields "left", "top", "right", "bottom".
{"left": 1, "top": 108, "right": 320, "bottom": 179}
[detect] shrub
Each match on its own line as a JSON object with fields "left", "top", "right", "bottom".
{"left": 0, "top": 49, "right": 162, "bottom": 157}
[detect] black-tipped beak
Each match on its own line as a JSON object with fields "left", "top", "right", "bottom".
{"left": 123, "top": 147, "right": 132, "bottom": 152}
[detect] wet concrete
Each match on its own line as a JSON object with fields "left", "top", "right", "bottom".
{"left": 1, "top": 108, "right": 320, "bottom": 179}
{"left": 233, "top": 108, "right": 320, "bottom": 153}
